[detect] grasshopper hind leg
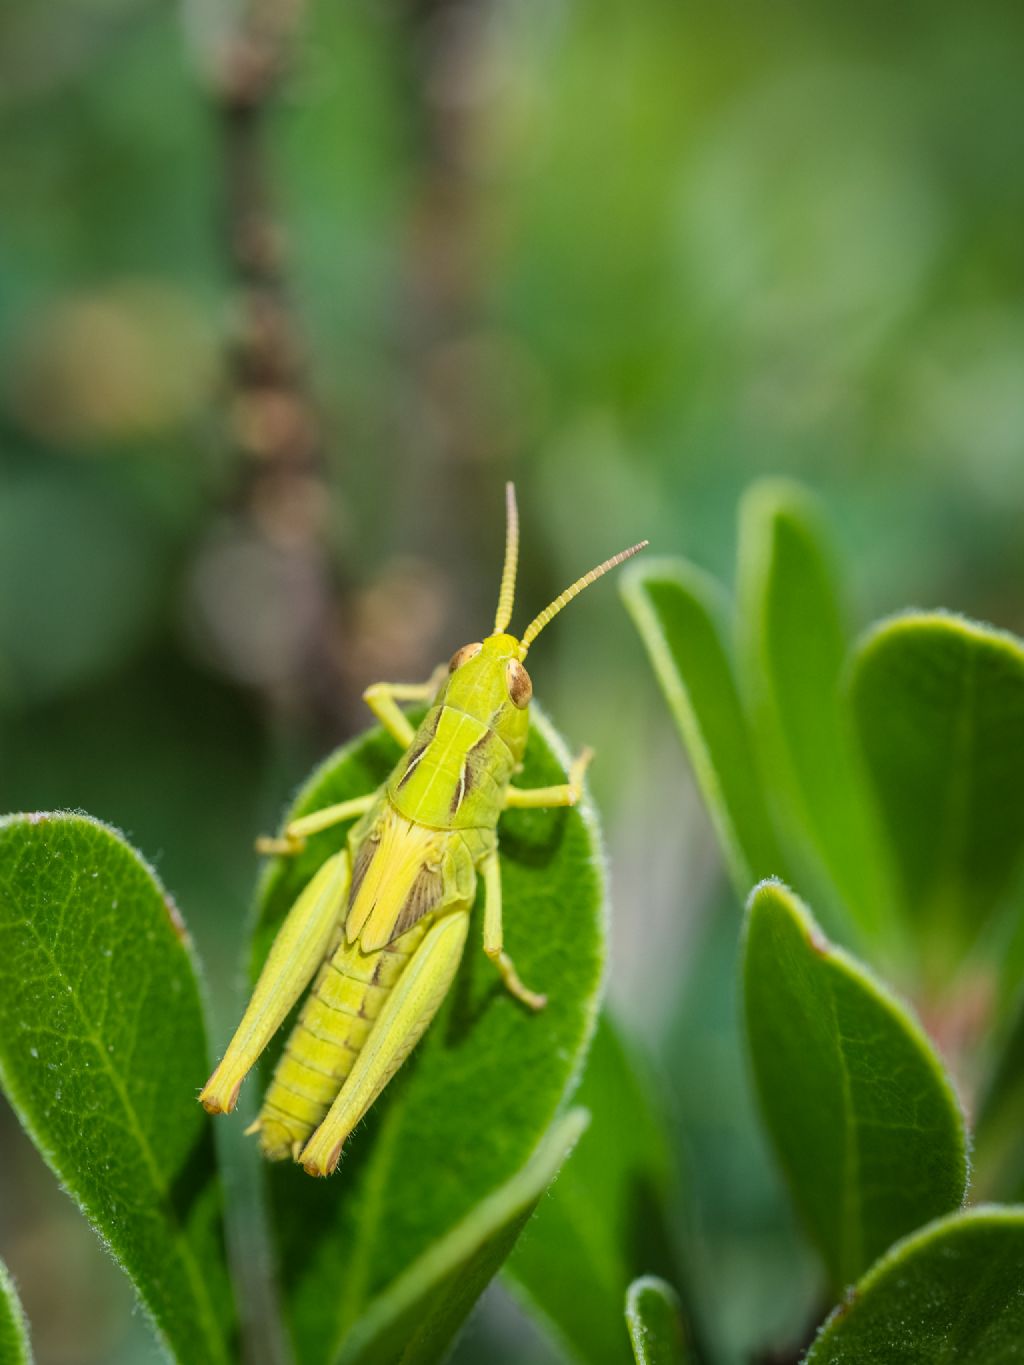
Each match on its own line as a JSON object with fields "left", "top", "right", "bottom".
{"left": 199, "top": 849, "right": 351, "bottom": 1116}
{"left": 299, "top": 909, "right": 470, "bottom": 1177}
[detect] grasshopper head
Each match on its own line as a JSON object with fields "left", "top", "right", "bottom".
{"left": 442, "top": 632, "right": 533, "bottom": 759}
{"left": 439, "top": 484, "right": 647, "bottom": 759}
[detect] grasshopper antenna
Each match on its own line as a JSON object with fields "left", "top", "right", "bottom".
{"left": 520, "top": 539, "right": 649, "bottom": 655}
{"left": 492, "top": 481, "right": 520, "bottom": 634}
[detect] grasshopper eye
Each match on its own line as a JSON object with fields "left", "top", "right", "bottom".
{"left": 506, "top": 658, "right": 532, "bottom": 708}
{"left": 449, "top": 642, "right": 483, "bottom": 672}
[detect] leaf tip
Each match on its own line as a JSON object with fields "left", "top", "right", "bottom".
{"left": 855, "top": 606, "right": 1024, "bottom": 666}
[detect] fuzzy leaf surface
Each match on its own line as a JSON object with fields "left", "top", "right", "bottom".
{"left": 622, "top": 559, "right": 784, "bottom": 895}
{"left": 0, "top": 814, "right": 234, "bottom": 1365}
{"left": 337, "top": 1110, "right": 589, "bottom": 1365}
{"left": 506, "top": 1014, "right": 681, "bottom": 1365}
{"left": 743, "top": 880, "right": 966, "bottom": 1290}
{"left": 625, "top": 1277, "right": 690, "bottom": 1365}
{"left": 805, "top": 1208, "right": 1024, "bottom": 1364}
{"left": 0, "top": 1261, "right": 32, "bottom": 1365}
{"left": 850, "top": 612, "right": 1024, "bottom": 965}
{"left": 248, "top": 707, "right": 605, "bottom": 1364}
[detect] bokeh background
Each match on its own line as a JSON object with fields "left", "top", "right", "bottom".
{"left": 2, "top": 0, "right": 1023, "bottom": 1361}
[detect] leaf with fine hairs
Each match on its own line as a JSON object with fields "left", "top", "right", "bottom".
{"left": 0, "top": 1260, "right": 33, "bottom": 1365}
{"left": 0, "top": 814, "right": 235, "bottom": 1365}
{"left": 806, "top": 1207, "right": 1024, "bottom": 1364}
{"left": 625, "top": 1277, "right": 692, "bottom": 1365}
{"left": 743, "top": 880, "right": 967, "bottom": 1291}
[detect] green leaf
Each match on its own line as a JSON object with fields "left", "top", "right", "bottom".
{"left": 506, "top": 1014, "right": 682, "bottom": 1365}
{"left": 622, "top": 559, "right": 785, "bottom": 896}
{"left": 337, "top": 1110, "right": 589, "bottom": 1365}
{"left": 737, "top": 481, "right": 892, "bottom": 943}
{"left": 0, "top": 814, "right": 235, "bottom": 1365}
{"left": 625, "top": 1277, "right": 690, "bottom": 1365}
{"left": 250, "top": 706, "right": 605, "bottom": 1364}
{"left": 850, "top": 611, "right": 1024, "bottom": 972}
{"left": 805, "top": 1207, "right": 1024, "bottom": 1364}
{"left": 973, "top": 992, "right": 1024, "bottom": 1200}
{"left": 742, "top": 880, "right": 967, "bottom": 1290}
{"left": 0, "top": 1260, "right": 33, "bottom": 1365}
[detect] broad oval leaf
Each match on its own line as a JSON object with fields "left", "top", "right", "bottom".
{"left": 506, "top": 1014, "right": 683, "bottom": 1365}
{"left": 0, "top": 1260, "right": 32, "bottom": 1365}
{"left": 248, "top": 707, "right": 605, "bottom": 1364}
{"left": 622, "top": 559, "right": 785, "bottom": 896}
{"left": 737, "top": 481, "right": 892, "bottom": 944}
{"left": 625, "top": 1276, "right": 691, "bottom": 1365}
{"left": 337, "top": 1109, "right": 589, "bottom": 1365}
{"left": 805, "top": 1207, "right": 1024, "bottom": 1364}
{"left": 0, "top": 814, "right": 235, "bottom": 1365}
{"left": 743, "top": 880, "right": 967, "bottom": 1290}
{"left": 850, "top": 611, "right": 1024, "bottom": 971}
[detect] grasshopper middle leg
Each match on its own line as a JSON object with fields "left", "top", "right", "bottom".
{"left": 502, "top": 746, "right": 593, "bottom": 810}
{"left": 256, "top": 792, "right": 376, "bottom": 857}
{"left": 482, "top": 851, "right": 547, "bottom": 1010}
{"left": 362, "top": 667, "right": 446, "bottom": 749}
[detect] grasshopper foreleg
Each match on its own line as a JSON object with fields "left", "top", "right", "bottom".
{"left": 363, "top": 668, "right": 445, "bottom": 749}
{"left": 298, "top": 909, "right": 470, "bottom": 1176}
{"left": 199, "top": 849, "right": 351, "bottom": 1114}
{"left": 502, "top": 746, "right": 593, "bottom": 810}
{"left": 482, "top": 851, "right": 547, "bottom": 1011}
{"left": 256, "top": 792, "right": 376, "bottom": 856}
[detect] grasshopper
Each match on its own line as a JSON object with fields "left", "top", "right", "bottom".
{"left": 199, "top": 484, "right": 646, "bottom": 1176}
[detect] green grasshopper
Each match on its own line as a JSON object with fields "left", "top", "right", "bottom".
{"left": 200, "top": 484, "right": 646, "bottom": 1176}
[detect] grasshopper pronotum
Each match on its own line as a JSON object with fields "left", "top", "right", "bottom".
{"left": 200, "top": 484, "right": 646, "bottom": 1176}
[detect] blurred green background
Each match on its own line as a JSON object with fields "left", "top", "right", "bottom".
{"left": 1, "top": 0, "right": 1023, "bottom": 1361}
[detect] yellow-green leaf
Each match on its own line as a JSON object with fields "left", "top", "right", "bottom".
{"left": 737, "top": 480, "right": 892, "bottom": 943}
{"left": 850, "top": 611, "right": 1024, "bottom": 973}
{"left": 622, "top": 558, "right": 785, "bottom": 896}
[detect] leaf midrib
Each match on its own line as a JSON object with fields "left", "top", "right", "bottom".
{"left": 820, "top": 962, "right": 863, "bottom": 1289}
{"left": 929, "top": 643, "right": 976, "bottom": 925}
{"left": 1, "top": 850, "right": 228, "bottom": 1365}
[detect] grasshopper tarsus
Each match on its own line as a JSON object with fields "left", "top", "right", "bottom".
{"left": 255, "top": 834, "right": 305, "bottom": 857}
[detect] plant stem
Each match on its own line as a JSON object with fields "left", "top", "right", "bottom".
{"left": 198, "top": 0, "right": 362, "bottom": 742}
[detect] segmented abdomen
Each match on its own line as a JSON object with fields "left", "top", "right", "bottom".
{"left": 256, "top": 914, "right": 431, "bottom": 1160}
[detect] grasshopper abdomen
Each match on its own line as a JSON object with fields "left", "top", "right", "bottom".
{"left": 256, "top": 913, "right": 435, "bottom": 1160}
